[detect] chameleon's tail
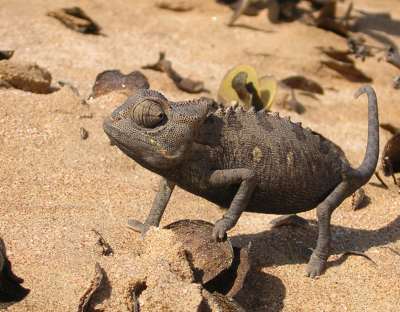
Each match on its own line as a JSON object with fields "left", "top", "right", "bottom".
{"left": 348, "top": 85, "right": 379, "bottom": 185}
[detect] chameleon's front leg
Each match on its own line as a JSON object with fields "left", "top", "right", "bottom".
{"left": 127, "top": 178, "right": 175, "bottom": 233}
{"left": 209, "top": 169, "right": 257, "bottom": 241}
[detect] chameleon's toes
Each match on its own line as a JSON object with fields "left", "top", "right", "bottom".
{"left": 127, "top": 219, "right": 150, "bottom": 234}
{"left": 212, "top": 222, "right": 228, "bottom": 242}
{"left": 305, "top": 254, "right": 327, "bottom": 278}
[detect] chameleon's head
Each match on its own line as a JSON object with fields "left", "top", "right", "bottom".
{"left": 103, "top": 89, "right": 213, "bottom": 170}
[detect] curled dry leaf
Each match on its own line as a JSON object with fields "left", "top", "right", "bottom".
{"left": 0, "top": 238, "right": 30, "bottom": 304}
{"left": 218, "top": 65, "right": 277, "bottom": 111}
{"left": 91, "top": 229, "right": 113, "bottom": 256}
{"left": 143, "top": 52, "right": 206, "bottom": 94}
{"left": 164, "top": 219, "right": 234, "bottom": 284}
{"left": 125, "top": 279, "right": 146, "bottom": 312}
{"left": 280, "top": 75, "right": 324, "bottom": 94}
{"left": 381, "top": 133, "right": 400, "bottom": 178}
{"left": 0, "top": 60, "right": 52, "bottom": 93}
{"left": 80, "top": 127, "right": 89, "bottom": 140}
{"left": 351, "top": 187, "right": 370, "bottom": 210}
{"left": 77, "top": 263, "right": 104, "bottom": 312}
{"left": 47, "top": 7, "right": 102, "bottom": 35}
{"left": 89, "top": 70, "right": 149, "bottom": 99}
{"left": 204, "top": 242, "right": 252, "bottom": 298}
{"left": 0, "top": 50, "right": 14, "bottom": 61}
{"left": 156, "top": 0, "right": 194, "bottom": 12}
{"left": 380, "top": 123, "right": 400, "bottom": 135}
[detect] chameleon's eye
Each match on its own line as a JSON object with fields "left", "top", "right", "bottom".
{"left": 130, "top": 99, "right": 166, "bottom": 128}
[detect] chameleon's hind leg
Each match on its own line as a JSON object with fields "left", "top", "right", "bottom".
{"left": 307, "top": 85, "right": 379, "bottom": 277}
{"left": 306, "top": 181, "right": 355, "bottom": 278}
{"left": 127, "top": 178, "right": 175, "bottom": 234}
{"left": 270, "top": 214, "right": 309, "bottom": 228}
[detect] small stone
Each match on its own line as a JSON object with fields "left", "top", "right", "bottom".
{"left": 0, "top": 60, "right": 52, "bottom": 93}
{"left": 80, "top": 127, "right": 89, "bottom": 140}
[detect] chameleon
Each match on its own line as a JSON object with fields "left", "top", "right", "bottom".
{"left": 103, "top": 85, "right": 379, "bottom": 277}
{"left": 0, "top": 238, "right": 30, "bottom": 302}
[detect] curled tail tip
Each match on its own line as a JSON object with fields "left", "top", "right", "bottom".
{"left": 354, "top": 85, "right": 375, "bottom": 99}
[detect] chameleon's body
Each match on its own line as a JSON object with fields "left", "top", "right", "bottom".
{"left": 103, "top": 86, "right": 379, "bottom": 277}
{"left": 173, "top": 107, "right": 346, "bottom": 214}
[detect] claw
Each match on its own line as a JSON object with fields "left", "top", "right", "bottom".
{"left": 305, "top": 254, "right": 326, "bottom": 278}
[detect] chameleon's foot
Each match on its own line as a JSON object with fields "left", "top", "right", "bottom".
{"left": 305, "top": 253, "right": 327, "bottom": 278}
{"left": 127, "top": 219, "right": 150, "bottom": 234}
{"left": 270, "top": 214, "right": 309, "bottom": 228}
{"left": 212, "top": 219, "right": 230, "bottom": 242}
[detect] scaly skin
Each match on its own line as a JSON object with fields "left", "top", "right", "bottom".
{"left": 103, "top": 86, "right": 379, "bottom": 277}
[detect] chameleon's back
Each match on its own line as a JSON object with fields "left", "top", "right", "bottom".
{"left": 201, "top": 106, "right": 349, "bottom": 214}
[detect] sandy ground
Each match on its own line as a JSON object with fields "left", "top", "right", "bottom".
{"left": 1, "top": 0, "right": 400, "bottom": 311}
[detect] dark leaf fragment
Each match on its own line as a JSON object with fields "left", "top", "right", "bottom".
{"left": 80, "top": 127, "right": 89, "bottom": 140}
{"left": 351, "top": 187, "right": 370, "bottom": 210}
{"left": 0, "top": 50, "right": 14, "bottom": 61}
{"left": 164, "top": 219, "right": 234, "bottom": 284}
{"left": 47, "top": 7, "right": 102, "bottom": 35}
{"left": 380, "top": 123, "right": 400, "bottom": 135}
{"left": 0, "top": 238, "right": 30, "bottom": 303}
{"left": 142, "top": 52, "right": 206, "bottom": 93}
{"left": 91, "top": 229, "right": 113, "bottom": 256}
{"left": 89, "top": 70, "right": 149, "bottom": 99}
{"left": 381, "top": 132, "right": 400, "bottom": 177}
{"left": 280, "top": 75, "right": 324, "bottom": 94}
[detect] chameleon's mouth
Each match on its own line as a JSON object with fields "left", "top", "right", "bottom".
{"left": 103, "top": 117, "right": 132, "bottom": 150}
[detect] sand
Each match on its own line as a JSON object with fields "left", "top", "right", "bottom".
{"left": 0, "top": 0, "right": 399, "bottom": 311}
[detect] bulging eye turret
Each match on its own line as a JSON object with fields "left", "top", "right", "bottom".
{"left": 130, "top": 100, "right": 166, "bottom": 128}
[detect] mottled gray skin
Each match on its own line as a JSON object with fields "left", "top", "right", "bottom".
{"left": 103, "top": 86, "right": 379, "bottom": 277}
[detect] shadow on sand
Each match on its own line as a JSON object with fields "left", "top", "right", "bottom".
{"left": 231, "top": 215, "right": 400, "bottom": 311}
